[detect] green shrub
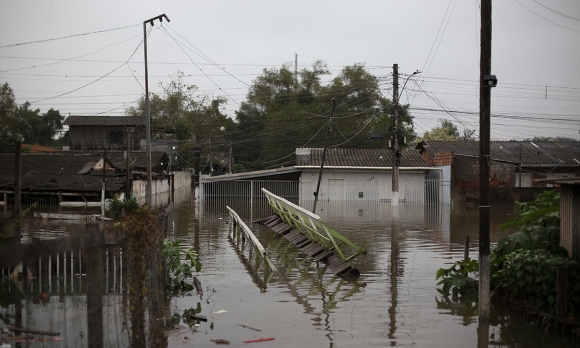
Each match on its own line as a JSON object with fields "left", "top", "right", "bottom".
{"left": 108, "top": 197, "right": 140, "bottom": 218}
{"left": 162, "top": 239, "right": 202, "bottom": 293}
{"left": 491, "top": 249, "right": 580, "bottom": 313}
{"left": 436, "top": 258, "right": 479, "bottom": 296}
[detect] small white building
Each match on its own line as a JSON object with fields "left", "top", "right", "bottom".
{"left": 296, "top": 148, "right": 432, "bottom": 204}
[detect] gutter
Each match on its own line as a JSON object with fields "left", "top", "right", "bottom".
{"left": 295, "top": 166, "right": 438, "bottom": 171}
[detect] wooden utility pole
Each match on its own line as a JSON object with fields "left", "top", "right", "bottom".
{"left": 126, "top": 127, "right": 133, "bottom": 199}
{"left": 14, "top": 142, "right": 21, "bottom": 244}
{"left": 229, "top": 142, "right": 233, "bottom": 175}
{"left": 312, "top": 98, "right": 336, "bottom": 214}
{"left": 101, "top": 148, "right": 107, "bottom": 217}
{"left": 143, "top": 14, "right": 170, "bottom": 209}
{"left": 479, "top": 0, "right": 492, "bottom": 323}
{"left": 392, "top": 64, "right": 400, "bottom": 206}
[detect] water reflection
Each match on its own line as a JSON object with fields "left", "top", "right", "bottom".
{"left": 2, "top": 193, "right": 575, "bottom": 347}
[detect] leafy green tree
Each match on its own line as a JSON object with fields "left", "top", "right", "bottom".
{"left": 126, "top": 71, "right": 233, "bottom": 169}
{"left": 14, "top": 103, "right": 63, "bottom": 145}
{"left": 230, "top": 61, "right": 416, "bottom": 170}
{"left": 0, "top": 82, "right": 18, "bottom": 131}
{"left": 419, "top": 119, "right": 460, "bottom": 141}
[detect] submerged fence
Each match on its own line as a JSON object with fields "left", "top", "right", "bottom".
{"left": 0, "top": 204, "right": 175, "bottom": 348}
{"left": 201, "top": 180, "right": 299, "bottom": 200}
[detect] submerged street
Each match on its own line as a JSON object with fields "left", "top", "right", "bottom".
{"left": 0, "top": 191, "right": 576, "bottom": 347}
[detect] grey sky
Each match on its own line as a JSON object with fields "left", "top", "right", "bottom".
{"left": 1, "top": 0, "right": 579, "bottom": 141}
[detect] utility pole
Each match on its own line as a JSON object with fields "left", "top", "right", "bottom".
{"left": 312, "top": 98, "right": 336, "bottom": 214}
{"left": 392, "top": 64, "right": 400, "bottom": 206}
{"left": 229, "top": 142, "right": 233, "bottom": 174}
{"left": 144, "top": 14, "right": 170, "bottom": 209}
{"left": 101, "top": 147, "right": 107, "bottom": 217}
{"left": 14, "top": 142, "right": 21, "bottom": 245}
{"left": 479, "top": 0, "right": 493, "bottom": 325}
{"left": 126, "top": 127, "right": 134, "bottom": 199}
{"left": 518, "top": 145, "right": 522, "bottom": 188}
{"left": 295, "top": 53, "right": 298, "bottom": 88}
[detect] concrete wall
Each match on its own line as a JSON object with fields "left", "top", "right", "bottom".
{"left": 453, "top": 186, "right": 560, "bottom": 205}
{"left": 132, "top": 170, "right": 191, "bottom": 204}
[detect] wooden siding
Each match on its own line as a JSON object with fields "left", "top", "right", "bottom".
{"left": 560, "top": 184, "right": 580, "bottom": 262}
{"left": 69, "top": 125, "right": 145, "bottom": 151}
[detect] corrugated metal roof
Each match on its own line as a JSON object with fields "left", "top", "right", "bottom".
{"left": 0, "top": 151, "right": 167, "bottom": 192}
{"left": 296, "top": 148, "right": 428, "bottom": 167}
{"left": 63, "top": 115, "right": 145, "bottom": 126}
{"left": 423, "top": 140, "right": 580, "bottom": 165}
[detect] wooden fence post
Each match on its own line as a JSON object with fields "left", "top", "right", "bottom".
{"left": 86, "top": 224, "right": 103, "bottom": 348}
{"left": 556, "top": 267, "right": 568, "bottom": 320}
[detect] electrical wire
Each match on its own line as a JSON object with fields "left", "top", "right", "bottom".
{"left": 28, "top": 28, "right": 150, "bottom": 105}
{"left": 0, "top": 24, "right": 141, "bottom": 49}
{"left": 514, "top": 0, "right": 580, "bottom": 33}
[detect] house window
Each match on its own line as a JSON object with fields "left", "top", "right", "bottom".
{"left": 359, "top": 192, "right": 364, "bottom": 198}
{"left": 547, "top": 173, "right": 575, "bottom": 187}
{"left": 109, "top": 131, "right": 123, "bottom": 146}
{"left": 516, "top": 173, "right": 532, "bottom": 187}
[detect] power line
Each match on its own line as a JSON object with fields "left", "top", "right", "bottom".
{"left": 27, "top": 28, "right": 150, "bottom": 105}
{"left": 514, "top": 0, "right": 580, "bottom": 33}
{"left": 531, "top": 0, "right": 580, "bottom": 22}
{"left": 0, "top": 24, "right": 141, "bottom": 49}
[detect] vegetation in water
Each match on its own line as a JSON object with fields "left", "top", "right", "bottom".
{"left": 162, "top": 238, "right": 202, "bottom": 293}
{"left": 436, "top": 258, "right": 479, "bottom": 296}
{"left": 436, "top": 191, "right": 580, "bottom": 317}
{"left": 108, "top": 197, "right": 140, "bottom": 218}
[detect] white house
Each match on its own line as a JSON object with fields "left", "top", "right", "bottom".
{"left": 295, "top": 148, "right": 433, "bottom": 204}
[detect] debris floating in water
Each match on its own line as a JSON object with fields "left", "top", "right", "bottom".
{"left": 243, "top": 337, "right": 275, "bottom": 343}
{"left": 212, "top": 310, "right": 227, "bottom": 314}
{"left": 210, "top": 339, "right": 230, "bottom": 345}
{"left": 239, "top": 324, "right": 262, "bottom": 332}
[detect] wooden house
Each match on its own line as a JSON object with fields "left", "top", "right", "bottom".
{"left": 63, "top": 116, "right": 145, "bottom": 151}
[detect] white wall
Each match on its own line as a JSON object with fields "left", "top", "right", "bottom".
{"left": 132, "top": 170, "right": 191, "bottom": 204}
{"left": 299, "top": 169, "right": 428, "bottom": 203}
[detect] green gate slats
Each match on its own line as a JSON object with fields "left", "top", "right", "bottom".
{"left": 262, "top": 189, "right": 366, "bottom": 262}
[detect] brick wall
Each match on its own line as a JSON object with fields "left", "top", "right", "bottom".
{"left": 433, "top": 152, "right": 453, "bottom": 166}
{"left": 452, "top": 155, "right": 514, "bottom": 188}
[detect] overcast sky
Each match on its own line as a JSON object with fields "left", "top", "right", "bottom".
{"left": 1, "top": 0, "right": 579, "bottom": 141}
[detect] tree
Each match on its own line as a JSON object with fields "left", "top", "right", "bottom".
{"left": 231, "top": 61, "right": 416, "bottom": 170}
{"left": 126, "top": 71, "right": 233, "bottom": 169}
{"left": 14, "top": 103, "right": 64, "bottom": 145}
{"left": 1, "top": 82, "right": 64, "bottom": 146}
{"left": 419, "top": 119, "right": 460, "bottom": 141}
{"left": 0, "top": 82, "right": 18, "bottom": 130}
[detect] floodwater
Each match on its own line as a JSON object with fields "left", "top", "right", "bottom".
{"left": 1, "top": 192, "right": 577, "bottom": 347}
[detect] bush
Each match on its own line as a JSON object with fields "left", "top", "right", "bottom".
{"left": 162, "top": 239, "right": 202, "bottom": 293}
{"left": 108, "top": 197, "right": 140, "bottom": 217}
{"left": 491, "top": 249, "right": 580, "bottom": 313}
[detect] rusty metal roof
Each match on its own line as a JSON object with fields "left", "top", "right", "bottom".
{"left": 0, "top": 151, "right": 167, "bottom": 193}
{"left": 423, "top": 140, "right": 580, "bottom": 166}
{"left": 296, "top": 148, "right": 428, "bottom": 168}
{"left": 63, "top": 115, "right": 145, "bottom": 126}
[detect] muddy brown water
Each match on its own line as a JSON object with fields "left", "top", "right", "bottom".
{"left": 0, "top": 194, "right": 577, "bottom": 347}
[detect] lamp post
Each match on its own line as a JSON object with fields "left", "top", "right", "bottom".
{"left": 143, "top": 14, "right": 170, "bottom": 209}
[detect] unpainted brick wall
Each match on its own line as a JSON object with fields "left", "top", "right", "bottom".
{"left": 453, "top": 155, "right": 514, "bottom": 188}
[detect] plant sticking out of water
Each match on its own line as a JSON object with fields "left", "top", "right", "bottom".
{"left": 162, "top": 238, "right": 202, "bottom": 294}
{"left": 108, "top": 197, "right": 140, "bottom": 218}
{"left": 114, "top": 207, "right": 163, "bottom": 347}
{"left": 436, "top": 191, "right": 580, "bottom": 318}
{"left": 436, "top": 258, "right": 479, "bottom": 297}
